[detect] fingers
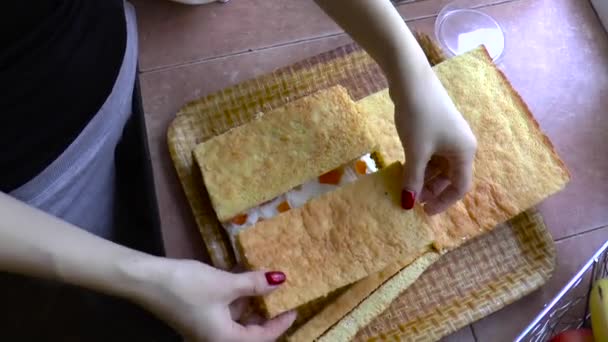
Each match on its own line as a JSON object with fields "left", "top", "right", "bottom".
{"left": 424, "top": 185, "right": 461, "bottom": 215}
{"left": 424, "top": 156, "right": 448, "bottom": 182}
{"left": 424, "top": 154, "right": 474, "bottom": 215}
{"left": 227, "top": 311, "right": 297, "bottom": 342}
{"left": 402, "top": 150, "right": 473, "bottom": 214}
{"left": 229, "top": 298, "right": 250, "bottom": 321}
{"left": 230, "top": 298, "right": 266, "bottom": 325}
{"left": 401, "top": 149, "right": 431, "bottom": 210}
{"left": 240, "top": 311, "right": 265, "bottom": 326}
{"left": 228, "top": 271, "right": 286, "bottom": 300}
{"left": 419, "top": 175, "right": 450, "bottom": 203}
{"left": 420, "top": 156, "right": 450, "bottom": 203}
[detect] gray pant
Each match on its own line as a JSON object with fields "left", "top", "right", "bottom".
{"left": 10, "top": 2, "right": 139, "bottom": 240}
{"left": 1, "top": 3, "right": 178, "bottom": 339}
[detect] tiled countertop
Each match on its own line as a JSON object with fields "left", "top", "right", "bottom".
{"left": 133, "top": 0, "right": 608, "bottom": 340}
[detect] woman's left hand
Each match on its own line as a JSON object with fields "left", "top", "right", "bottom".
{"left": 390, "top": 68, "right": 478, "bottom": 215}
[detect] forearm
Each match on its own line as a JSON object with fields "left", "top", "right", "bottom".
{"left": 315, "top": 0, "right": 432, "bottom": 85}
{"left": 0, "top": 192, "right": 155, "bottom": 300}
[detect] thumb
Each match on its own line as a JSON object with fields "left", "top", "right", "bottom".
{"left": 229, "top": 271, "right": 287, "bottom": 300}
{"left": 401, "top": 150, "right": 429, "bottom": 210}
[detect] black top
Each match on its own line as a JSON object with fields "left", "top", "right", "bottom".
{"left": 0, "top": 1, "right": 127, "bottom": 192}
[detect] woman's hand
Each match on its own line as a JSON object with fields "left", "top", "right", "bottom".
{"left": 0, "top": 191, "right": 295, "bottom": 342}
{"left": 391, "top": 70, "right": 477, "bottom": 215}
{"left": 314, "top": 0, "right": 476, "bottom": 215}
{"left": 132, "top": 258, "right": 296, "bottom": 342}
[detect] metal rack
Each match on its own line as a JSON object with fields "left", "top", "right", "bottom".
{"left": 515, "top": 239, "right": 608, "bottom": 341}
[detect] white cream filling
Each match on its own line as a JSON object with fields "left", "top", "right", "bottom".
{"left": 223, "top": 153, "right": 378, "bottom": 259}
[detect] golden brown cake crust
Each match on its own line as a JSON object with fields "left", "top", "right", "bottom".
{"left": 428, "top": 47, "right": 570, "bottom": 249}
{"left": 198, "top": 45, "right": 570, "bottom": 340}
{"left": 318, "top": 252, "right": 441, "bottom": 342}
{"left": 286, "top": 247, "right": 430, "bottom": 342}
{"left": 359, "top": 46, "right": 570, "bottom": 250}
{"left": 236, "top": 162, "right": 434, "bottom": 318}
{"left": 286, "top": 46, "right": 571, "bottom": 340}
{"left": 358, "top": 91, "right": 405, "bottom": 164}
{"left": 193, "top": 85, "right": 376, "bottom": 222}
{"left": 478, "top": 48, "right": 570, "bottom": 180}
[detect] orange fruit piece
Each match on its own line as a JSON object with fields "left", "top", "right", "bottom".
{"left": 355, "top": 160, "right": 368, "bottom": 175}
{"left": 277, "top": 200, "right": 291, "bottom": 213}
{"left": 319, "top": 167, "right": 343, "bottom": 184}
{"left": 231, "top": 214, "right": 248, "bottom": 225}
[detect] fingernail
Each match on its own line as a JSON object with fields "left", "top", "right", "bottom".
{"left": 401, "top": 189, "right": 416, "bottom": 210}
{"left": 265, "top": 271, "right": 286, "bottom": 285}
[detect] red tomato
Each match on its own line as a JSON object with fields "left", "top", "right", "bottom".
{"left": 355, "top": 160, "right": 368, "bottom": 175}
{"left": 276, "top": 200, "right": 290, "bottom": 213}
{"left": 548, "top": 329, "right": 594, "bottom": 342}
{"left": 318, "top": 167, "right": 343, "bottom": 185}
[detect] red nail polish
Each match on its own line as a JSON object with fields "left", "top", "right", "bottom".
{"left": 401, "top": 190, "right": 416, "bottom": 210}
{"left": 265, "top": 271, "right": 286, "bottom": 285}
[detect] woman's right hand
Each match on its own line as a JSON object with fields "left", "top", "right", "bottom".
{"left": 390, "top": 68, "right": 477, "bottom": 215}
{"left": 314, "top": 0, "right": 476, "bottom": 215}
{"left": 129, "top": 257, "right": 296, "bottom": 342}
